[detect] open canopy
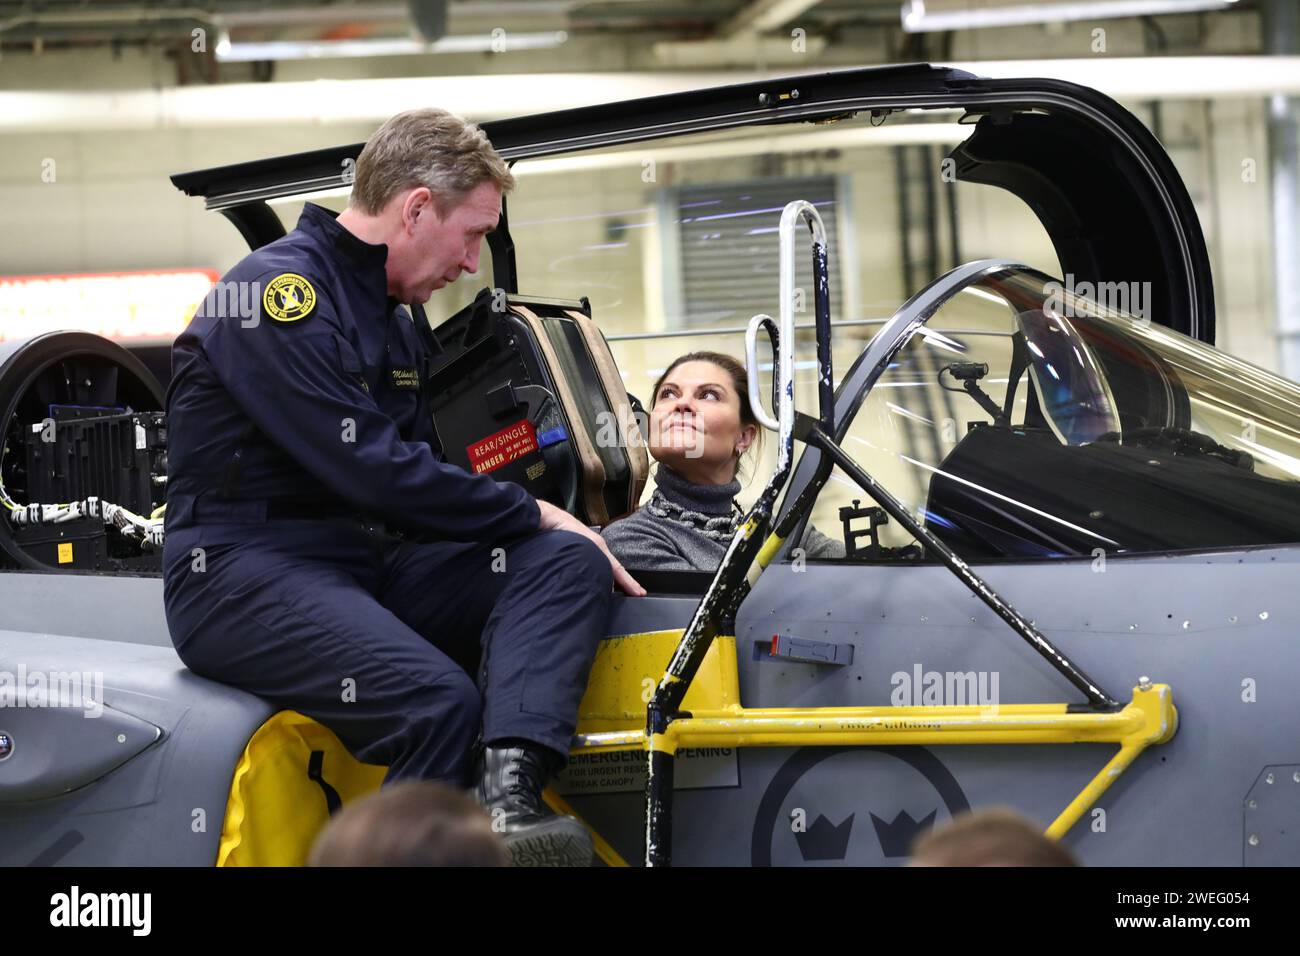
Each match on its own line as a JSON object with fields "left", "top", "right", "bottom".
{"left": 786, "top": 261, "right": 1300, "bottom": 561}
{"left": 171, "top": 64, "right": 1215, "bottom": 344}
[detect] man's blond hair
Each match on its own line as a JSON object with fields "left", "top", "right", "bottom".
{"left": 349, "top": 108, "right": 515, "bottom": 217}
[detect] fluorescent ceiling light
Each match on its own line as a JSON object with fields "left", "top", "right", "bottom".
{"left": 902, "top": 0, "right": 1238, "bottom": 33}
{"left": 513, "top": 122, "right": 973, "bottom": 176}
{"left": 2, "top": 58, "right": 1298, "bottom": 134}
{"left": 944, "top": 55, "right": 1300, "bottom": 99}
{"left": 266, "top": 120, "right": 973, "bottom": 206}
{"left": 215, "top": 30, "right": 568, "bottom": 62}
{"left": 267, "top": 187, "right": 353, "bottom": 206}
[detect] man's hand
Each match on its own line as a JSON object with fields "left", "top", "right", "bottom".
{"left": 536, "top": 499, "right": 646, "bottom": 597}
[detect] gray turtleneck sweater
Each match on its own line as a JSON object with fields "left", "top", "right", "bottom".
{"left": 601, "top": 465, "right": 844, "bottom": 572}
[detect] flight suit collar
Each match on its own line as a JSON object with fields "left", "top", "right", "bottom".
{"left": 297, "top": 202, "right": 390, "bottom": 277}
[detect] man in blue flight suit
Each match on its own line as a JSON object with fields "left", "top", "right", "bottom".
{"left": 163, "top": 108, "right": 644, "bottom": 867}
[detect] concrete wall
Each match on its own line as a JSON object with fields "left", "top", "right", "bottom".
{"left": 0, "top": 123, "right": 377, "bottom": 276}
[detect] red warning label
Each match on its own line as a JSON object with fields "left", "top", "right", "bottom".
{"left": 466, "top": 419, "right": 539, "bottom": 474}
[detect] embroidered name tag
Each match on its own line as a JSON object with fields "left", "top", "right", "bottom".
{"left": 389, "top": 367, "right": 420, "bottom": 390}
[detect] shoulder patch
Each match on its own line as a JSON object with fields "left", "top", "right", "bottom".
{"left": 262, "top": 273, "right": 317, "bottom": 323}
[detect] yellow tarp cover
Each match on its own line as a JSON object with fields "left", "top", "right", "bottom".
{"left": 217, "top": 710, "right": 386, "bottom": 867}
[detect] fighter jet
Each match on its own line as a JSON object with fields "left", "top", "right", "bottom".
{"left": 1, "top": 65, "right": 1295, "bottom": 867}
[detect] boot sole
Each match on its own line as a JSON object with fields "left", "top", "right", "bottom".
{"left": 504, "top": 819, "right": 594, "bottom": 867}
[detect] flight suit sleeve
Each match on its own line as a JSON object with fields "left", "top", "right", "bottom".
{"left": 199, "top": 270, "right": 541, "bottom": 543}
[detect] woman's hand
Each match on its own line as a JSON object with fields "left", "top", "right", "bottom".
{"left": 536, "top": 499, "right": 646, "bottom": 596}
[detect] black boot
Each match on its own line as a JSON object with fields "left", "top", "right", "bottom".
{"left": 474, "top": 741, "right": 593, "bottom": 867}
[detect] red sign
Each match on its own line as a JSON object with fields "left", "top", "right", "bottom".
{"left": 466, "top": 419, "right": 539, "bottom": 474}
{"left": 0, "top": 268, "right": 220, "bottom": 342}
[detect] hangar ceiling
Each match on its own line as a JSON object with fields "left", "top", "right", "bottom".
{"left": 0, "top": 0, "right": 1262, "bottom": 65}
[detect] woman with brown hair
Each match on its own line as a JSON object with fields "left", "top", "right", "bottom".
{"left": 602, "top": 351, "right": 842, "bottom": 571}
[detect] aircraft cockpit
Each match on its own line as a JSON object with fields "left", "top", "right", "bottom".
{"left": 791, "top": 262, "right": 1300, "bottom": 563}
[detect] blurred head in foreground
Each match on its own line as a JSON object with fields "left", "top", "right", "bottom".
{"left": 909, "top": 807, "right": 1079, "bottom": 867}
{"left": 309, "top": 780, "right": 509, "bottom": 867}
